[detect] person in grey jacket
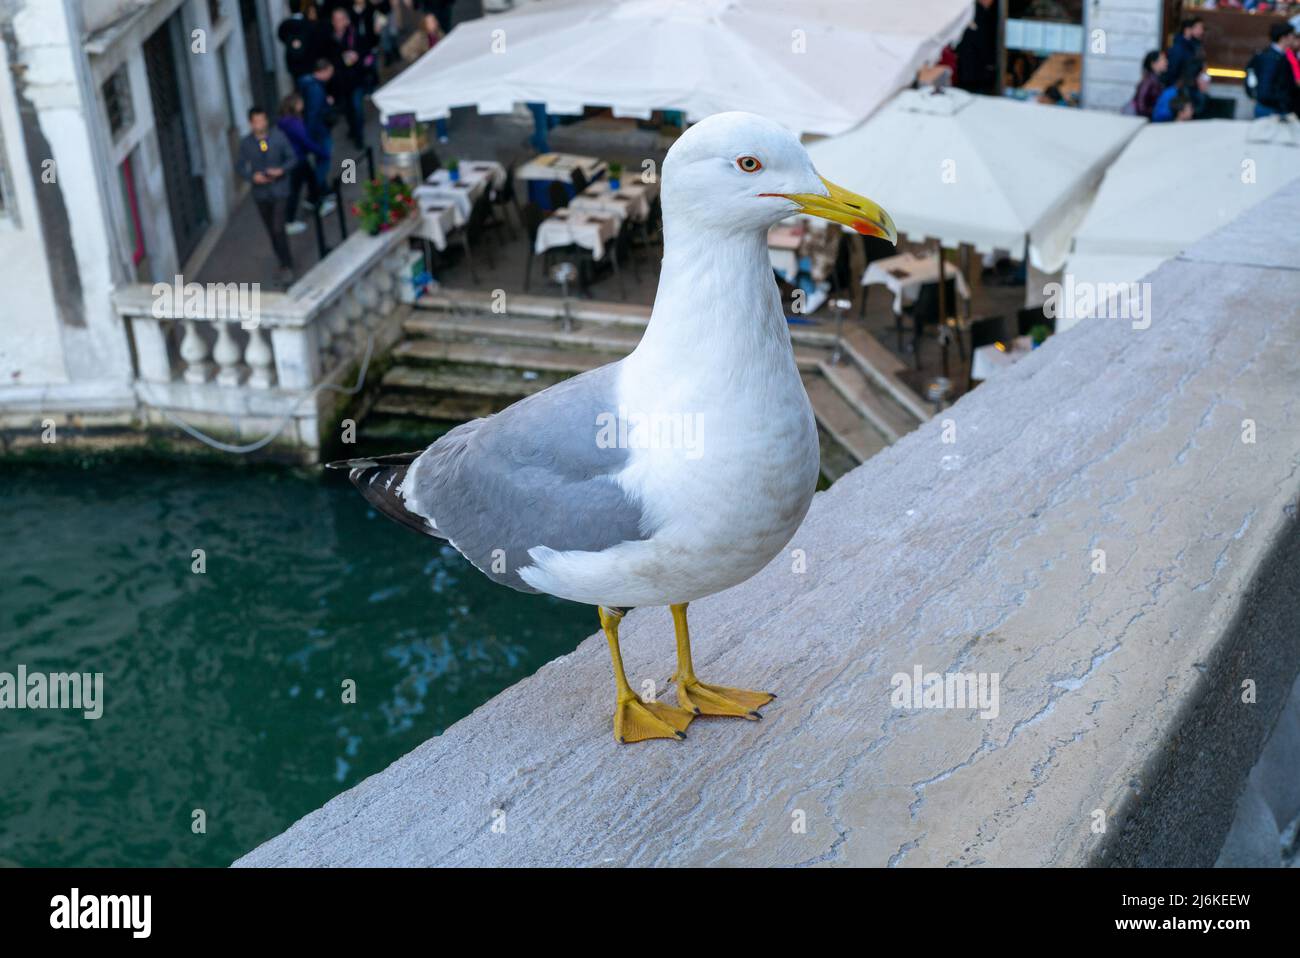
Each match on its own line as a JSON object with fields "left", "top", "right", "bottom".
{"left": 237, "top": 107, "right": 299, "bottom": 283}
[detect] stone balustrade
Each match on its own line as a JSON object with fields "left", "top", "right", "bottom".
{"left": 111, "top": 219, "right": 417, "bottom": 457}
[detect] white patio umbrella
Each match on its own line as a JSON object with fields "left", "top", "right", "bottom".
{"left": 373, "top": 0, "right": 974, "bottom": 138}
{"left": 1065, "top": 116, "right": 1300, "bottom": 299}
{"left": 806, "top": 86, "right": 1145, "bottom": 274}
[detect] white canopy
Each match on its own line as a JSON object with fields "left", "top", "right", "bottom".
{"left": 807, "top": 87, "right": 1144, "bottom": 273}
{"left": 1067, "top": 117, "right": 1300, "bottom": 277}
{"left": 373, "top": 0, "right": 974, "bottom": 138}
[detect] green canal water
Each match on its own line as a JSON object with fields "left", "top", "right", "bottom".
{"left": 0, "top": 459, "right": 590, "bottom": 867}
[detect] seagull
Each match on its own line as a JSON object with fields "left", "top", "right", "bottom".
{"left": 330, "top": 112, "right": 896, "bottom": 743}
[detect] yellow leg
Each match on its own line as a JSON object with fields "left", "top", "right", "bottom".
{"left": 671, "top": 603, "right": 775, "bottom": 720}
{"left": 600, "top": 607, "right": 694, "bottom": 744}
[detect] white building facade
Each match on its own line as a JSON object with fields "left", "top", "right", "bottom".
{"left": 0, "top": 0, "right": 291, "bottom": 411}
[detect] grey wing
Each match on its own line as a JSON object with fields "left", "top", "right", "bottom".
{"left": 400, "top": 361, "right": 649, "bottom": 593}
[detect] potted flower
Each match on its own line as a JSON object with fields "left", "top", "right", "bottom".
{"left": 354, "top": 177, "right": 417, "bottom": 236}
{"left": 608, "top": 161, "right": 622, "bottom": 191}
{"left": 1029, "top": 324, "right": 1051, "bottom": 348}
{"left": 446, "top": 158, "right": 460, "bottom": 183}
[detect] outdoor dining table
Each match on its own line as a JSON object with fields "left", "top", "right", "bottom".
{"left": 861, "top": 250, "right": 972, "bottom": 315}
{"left": 534, "top": 207, "right": 619, "bottom": 260}
{"left": 570, "top": 178, "right": 657, "bottom": 223}
{"left": 412, "top": 200, "right": 458, "bottom": 251}
{"left": 515, "top": 152, "right": 608, "bottom": 209}
{"left": 416, "top": 165, "right": 495, "bottom": 223}
{"left": 970, "top": 334, "right": 1034, "bottom": 382}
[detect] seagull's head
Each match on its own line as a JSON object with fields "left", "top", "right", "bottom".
{"left": 660, "top": 111, "right": 897, "bottom": 242}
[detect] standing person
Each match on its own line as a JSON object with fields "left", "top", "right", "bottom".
{"left": 1249, "top": 23, "right": 1298, "bottom": 118}
{"left": 298, "top": 59, "right": 336, "bottom": 198}
{"left": 955, "top": 0, "right": 998, "bottom": 95}
{"left": 399, "top": 11, "right": 449, "bottom": 142}
{"left": 1152, "top": 61, "right": 1206, "bottom": 121}
{"left": 1125, "top": 49, "right": 1167, "bottom": 118}
{"left": 348, "top": 0, "right": 389, "bottom": 54}
{"left": 1163, "top": 17, "right": 1205, "bottom": 87}
{"left": 277, "top": 0, "right": 330, "bottom": 80}
{"left": 328, "top": 5, "right": 373, "bottom": 148}
{"left": 419, "top": 0, "right": 455, "bottom": 36}
{"left": 277, "top": 94, "right": 335, "bottom": 234}
{"left": 236, "top": 107, "right": 298, "bottom": 285}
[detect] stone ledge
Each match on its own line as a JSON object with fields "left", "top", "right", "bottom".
{"left": 236, "top": 185, "right": 1300, "bottom": 867}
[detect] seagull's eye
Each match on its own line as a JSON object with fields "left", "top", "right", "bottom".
{"left": 736, "top": 155, "right": 763, "bottom": 174}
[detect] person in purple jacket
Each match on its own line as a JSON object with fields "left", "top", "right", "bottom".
{"left": 1125, "top": 49, "right": 1167, "bottom": 118}
{"left": 277, "top": 93, "right": 336, "bottom": 233}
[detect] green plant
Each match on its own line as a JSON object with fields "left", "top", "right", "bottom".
{"left": 351, "top": 177, "right": 417, "bottom": 236}
{"left": 1029, "top": 323, "right": 1051, "bottom": 346}
{"left": 445, "top": 157, "right": 459, "bottom": 172}
{"left": 608, "top": 160, "right": 623, "bottom": 178}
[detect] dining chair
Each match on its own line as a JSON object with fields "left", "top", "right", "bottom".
{"left": 857, "top": 235, "right": 896, "bottom": 324}
{"left": 907, "top": 277, "right": 957, "bottom": 371}
{"left": 490, "top": 166, "right": 520, "bottom": 240}
{"left": 419, "top": 147, "right": 442, "bottom": 180}
{"left": 1016, "top": 306, "right": 1054, "bottom": 338}
{"left": 966, "top": 314, "right": 1012, "bottom": 392}
{"left": 521, "top": 202, "right": 547, "bottom": 292}
{"left": 547, "top": 180, "right": 571, "bottom": 210}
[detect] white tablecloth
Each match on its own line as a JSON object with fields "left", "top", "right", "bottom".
{"left": 970, "top": 335, "right": 1033, "bottom": 382}
{"left": 415, "top": 165, "right": 493, "bottom": 223}
{"left": 535, "top": 208, "right": 619, "bottom": 260}
{"left": 515, "top": 152, "right": 607, "bottom": 184}
{"left": 862, "top": 251, "right": 972, "bottom": 314}
{"left": 571, "top": 178, "right": 657, "bottom": 223}
{"left": 413, "top": 201, "right": 458, "bottom": 251}
{"left": 459, "top": 159, "right": 506, "bottom": 192}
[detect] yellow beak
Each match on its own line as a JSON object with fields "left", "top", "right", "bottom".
{"left": 766, "top": 175, "right": 898, "bottom": 244}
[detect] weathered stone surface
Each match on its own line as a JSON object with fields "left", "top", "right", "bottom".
{"left": 236, "top": 186, "right": 1300, "bottom": 868}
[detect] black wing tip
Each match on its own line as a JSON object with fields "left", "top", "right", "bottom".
{"left": 324, "top": 450, "right": 423, "bottom": 471}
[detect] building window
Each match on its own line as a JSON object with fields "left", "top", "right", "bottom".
{"left": 103, "top": 65, "right": 134, "bottom": 139}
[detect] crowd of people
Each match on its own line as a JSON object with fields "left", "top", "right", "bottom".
{"left": 1126, "top": 15, "right": 1300, "bottom": 121}
{"left": 237, "top": 1, "right": 455, "bottom": 285}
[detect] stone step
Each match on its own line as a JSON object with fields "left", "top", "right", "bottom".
{"left": 417, "top": 290, "right": 651, "bottom": 329}
{"left": 404, "top": 313, "right": 643, "bottom": 355}
{"left": 802, "top": 373, "right": 889, "bottom": 467}
{"left": 837, "top": 324, "right": 933, "bottom": 423}
{"left": 819, "top": 357, "right": 920, "bottom": 443}
{"left": 380, "top": 364, "right": 562, "bottom": 399}
{"left": 371, "top": 393, "right": 501, "bottom": 422}
{"left": 399, "top": 316, "right": 829, "bottom": 373}
{"left": 393, "top": 338, "right": 610, "bottom": 375}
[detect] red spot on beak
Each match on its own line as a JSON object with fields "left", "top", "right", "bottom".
{"left": 851, "top": 220, "right": 873, "bottom": 236}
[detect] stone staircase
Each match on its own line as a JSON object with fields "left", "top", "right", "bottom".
{"left": 363, "top": 290, "right": 931, "bottom": 480}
